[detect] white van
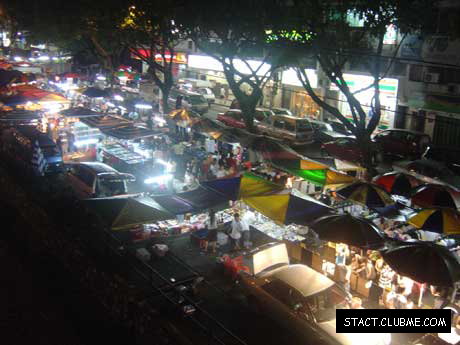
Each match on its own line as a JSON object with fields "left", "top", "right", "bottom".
{"left": 168, "top": 89, "right": 209, "bottom": 115}
{"left": 65, "top": 162, "right": 135, "bottom": 199}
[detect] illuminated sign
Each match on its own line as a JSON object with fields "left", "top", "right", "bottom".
{"left": 132, "top": 49, "right": 188, "bottom": 64}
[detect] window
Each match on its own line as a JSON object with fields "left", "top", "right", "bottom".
{"left": 76, "top": 166, "right": 94, "bottom": 187}
{"left": 285, "top": 121, "right": 295, "bottom": 132}
{"left": 262, "top": 280, "right": 297, "bottom": 308}
{"left": 274, "top": 120, "right": 285, "bottom": 129}
{"left": 296, "top": 120, "right": 313, "bottom": 132}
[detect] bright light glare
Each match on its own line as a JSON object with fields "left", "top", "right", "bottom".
{"left": 118, "top": 105, "right": 127, "bottom": 110}
{"left": 156, "top": 159, "right": 172, "bottom": 169}
{"left": 38, "top": 55, "right": 50, "bottom": 61}
{"left": 144, "top": 174, "right": 173, "bottom": 184}
{"left": 96, "top": 75, "right": 106, "bottom": 80}
{"left": 29, "top": 58, "right": 36, "bottom": 62}
{"left": 135, "top": 104, "right": 152, "bottom": 109}
{"left": 42, "top": 103, "right": 62, "bottom": 113}
{"left": 13, "top": 56, "right": 23, "bottom": 62}
{"left": 74, "top": 138, "right": 99, "bottom": 147}
{"left": 106, "top": 102, "right": 115, "bottom": 107}
{"left": 114, "top": 95, "right": 124, "bottom": 101}
{"left": 154, "top": 116, "right": 166, "bottom": 124}
{"left": 52, "top": 57, "right": 59, "bottom": 61}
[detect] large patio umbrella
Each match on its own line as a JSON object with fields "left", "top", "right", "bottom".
{"left": 242, "top": 190, "right": 334, "bottom": 226}
{"left": 310, "top": 214, "right": 385, "bottom": 249}
{"left": 412, "top": 184, "right": 460, "bottom": 210}
{"left": 373, "top": 172, "right": 419, "bottom": 198}
{"left": 407, "top": 208, "right": 460, "bottom": 235}
{"left": 394, "top": 159, "right": 460, "bottom": 192}
{"left": 84, "top": 195, "right": 173, "bottom": 231}
{"left": 382, "top": 241, "right": 460, "bottom": 286}
{"left": 61, "top": 107, "right": 104, "bottom": 118}
{"left": 336, "top": 181, "right": 395, "bottom": 209}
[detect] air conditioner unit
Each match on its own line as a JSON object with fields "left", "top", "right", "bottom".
{"left": 423, "top": 72, "right": 440, "bottom": 83}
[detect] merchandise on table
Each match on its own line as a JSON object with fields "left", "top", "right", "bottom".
{"left": 251, "top": 216, "right": 307, "bottom": 242}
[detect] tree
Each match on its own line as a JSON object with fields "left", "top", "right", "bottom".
{"left": 271, "top": 0, "right": 436, "bottom": 175}
{"left": 183, "top": 0, "right": 287, "bottom": 131}
{"left": 121, "top": 0, "right": 187, "bottom": 113}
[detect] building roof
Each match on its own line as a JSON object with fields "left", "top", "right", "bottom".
{"left": 263, "top": 264, "right": 335, "bottom": 297}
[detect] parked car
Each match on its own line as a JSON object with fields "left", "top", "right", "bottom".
{"left": 310, "top": 120, "right": 351, "bottom": 143}
{"left": 271, "top": 107, "right": 293, "bottom": 116}
{"left": 168, "top": 89, "right": 209, "bottom": 115}
{"left": 217, "top": 109, "right": 246, "bottom": 129}
{"left": 326, "top": 120, "right": 353, "bottom": 136}
{"left": 1, "top": 125, "right": 64, "bottom": 174}
{"left": 373, "top": 129, "right": 431, "bottom": 159}
{"left": 238, "top": 243, "right": 391, "bottom": 345}
{"left": 217, "top": 108, "right": 270, "bottom": 130}
{"left": 322, "top": 137, "right": 380, "bottom": 165}
{"left": 65, "top": 162, "right": 135, "bottom": 199}
{"left": 197, "top": 87, "right": 216, "bottom": 104}
{"left": 256, "top": 114, "right": 315, "bottom": 146}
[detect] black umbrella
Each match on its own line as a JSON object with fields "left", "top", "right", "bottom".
{"left": 382, "top": 241, "right": 460, "bottom": 286}
{"left": 83, "top": 87, "right": 110, "bottom": 98}
{"left": 0, "top": 69, "right": 24, "bottom": 87}
{"left": 310, "top": 213, "right": 385, "bottom": 249}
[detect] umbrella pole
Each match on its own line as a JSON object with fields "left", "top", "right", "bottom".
{"left": 418, "top": 284, "right": 424, "bottom": 308}
{"left": 451, "top": 283, "right": 458, "bottom": 304}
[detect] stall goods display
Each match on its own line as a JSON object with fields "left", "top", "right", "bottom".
{"left": 252, "top": 218, "right": 306, "bottom": 242}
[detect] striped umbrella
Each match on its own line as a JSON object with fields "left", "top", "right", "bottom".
{"left": 407, "top": 208, "right": 460, "bottom": 235}
{"left": 412, "top": 184, "right": 460, "bottom": 210}
{"left": 373, "top": 172, "right": 420, "bottom": 198}
{"left": 336, "top": 181, "right": 395, "bottom": 209}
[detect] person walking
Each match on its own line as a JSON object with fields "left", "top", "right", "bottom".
{"left": 204, "top": 209, "right": 218, "bottom": 254}
{"left": 229, "top": 213, "right": 243, "bottom": 250}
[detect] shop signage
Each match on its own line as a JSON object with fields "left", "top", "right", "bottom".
{"left": 383, "top": 24, "right": 398, "bottom": 45}
{"left": 400, "top": 35, "right": 423, "bottom": 59}
{"left": 330, "top": 74, "right": 398, "bottom": 97}
{"left": 408, "top": 92, "right": 460, "bottom": 115}
{"left": 131, "top": 49, "right": 188, "bottom": 64}
{"left": 421, "top": 36, "right": 460, "bottom": 66}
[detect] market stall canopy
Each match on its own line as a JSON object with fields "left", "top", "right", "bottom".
{"left": 84, "top": 195, "right": 173, "bottom": 231}
{"left": 80, "top": 115, "right": 132, "bottom": 129}
{"left": 336, "top": 181, "right": 395, "bottom": 209}
{"left": 101, "top": 124, "right": 161, "bottom": 140}
{"left": 0, "top": 109, "right": 41, "bottom": 123}
{"left": 311, "top": 214, "right": 385, "bottom": 249}
{"left": 412, "top": 184, "right": 460, "bottom": 210}
{"left": 242, "top": 191, "right": 333, "bottom": 226}
{"left": 407, "top": 208, "right": 460, "bottom": 235}
{"left": 393, "top": 159, "right": 460, "bottom": 192}
{"left": 201, "top": 173, "right": 285, "bottom": 201}
{"left": 153, "top": 185, "right": 229, "bottom": 215}
{"left": 373, "top": 172, "right": 420, "bottom": 198}
{"left": 0, "top": 93, "right": 28, "bottom": 106}
{"left": 83, "top": 87, "right": 110, "bottom": 98}
{"left": 12, "top": 85, "right": 68, "bottom": 103}
{"left": 60, "top": 107, "right": 105, "bottom": 118}
{"left": 382, "top": 241, "right": 460, "bottom": 286}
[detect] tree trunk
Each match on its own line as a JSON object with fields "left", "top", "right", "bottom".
{"left": 162, "top": 90, "right": 170, "bottom": 114}
{"left": 355, "top": 131, "right": 378, "bottom": 180}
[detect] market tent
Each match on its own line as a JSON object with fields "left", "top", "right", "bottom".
{"left": 84, "top": 195, "right": 173, "bottom": 230}
{"left": 0, "top": 93, "right": 29, "bottom": 106}
{"left": 242, "top": 191, "right": 333, "bottom": 225}
{"left": 153, "top": 185, "right": 229, "bottom": 215}
{"left": 13, "top": 85, "right": 68, "bottom": 103}
{"left": 0, "top": 109, "right": 41, "bottom": 123}
{"left": 80, "top": 115, "right": 132, "bottom": 129}
{"left": 101, "top": 124, "right": 162, "bottom": 140}
{"left": 411, "top": 184, "right": 460, "bottom": 210}
{"left": 201, "top": 173, "right": 285, "bottom": 201}
{"left": 61, "top": 107, "right": 105, "bottom": 118}
{"left": 373, "top": 172, "right": 419, "bottom": 198}
{"left": 0, "top": 69, "right": 25, "bottom": 86}
{"left": 407, "top": 208, "right": 460, "bottom": 235}
{"left": 336, "top": 181, "right": 395, "bottom": 209}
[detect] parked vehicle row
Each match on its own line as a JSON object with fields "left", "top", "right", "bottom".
{"left": 217, "top": 109, "right": 316, "bottom": 146}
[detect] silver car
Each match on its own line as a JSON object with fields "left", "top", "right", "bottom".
{"left": 237, "top": 243, "right": 391, "bottom": 345}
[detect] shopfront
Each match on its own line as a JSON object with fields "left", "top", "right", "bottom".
{"left": 281, "top": 68, "right": 322, "bottom": 119}
{"left": 331, "top": 74, "right": 399, "bottom": 129}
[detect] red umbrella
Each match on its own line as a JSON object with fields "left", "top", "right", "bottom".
{"left": 373, "top": 172, "right": 420, "bottom": 198}
{"left": 412, "top": 184, "right": 460, "bottom": 210}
